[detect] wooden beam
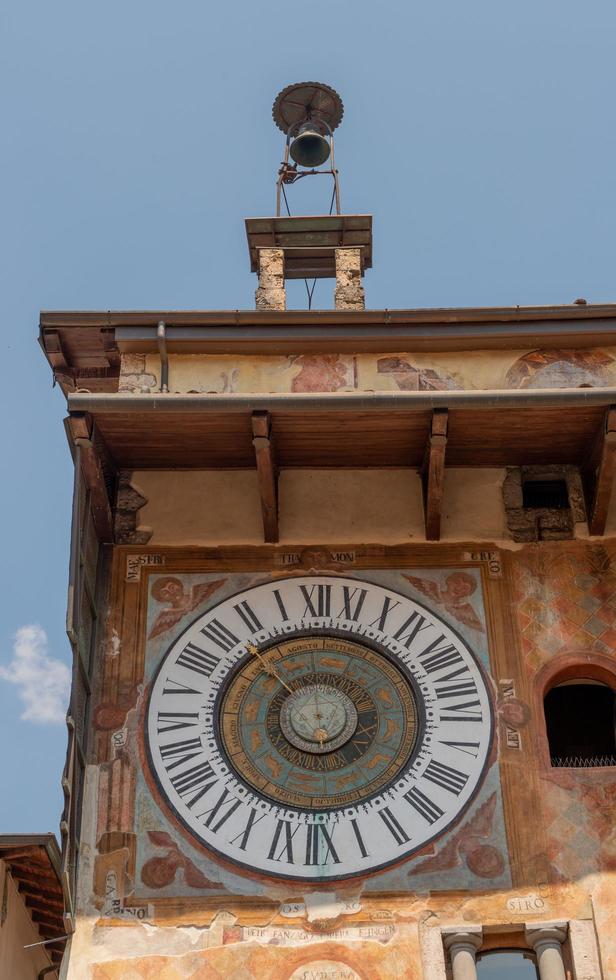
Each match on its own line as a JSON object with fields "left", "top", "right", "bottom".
{"left": 67, "top": 412, "right": 114, "bottom": 542}
{"left": 422, "top": 409, "right": 448, "bottom": 541}
{"left": 584, "top": 406, "right": 616, "bottom": 536}
{"left": 19, "top": 895, "right": 64, "bottom": 917}
{"left": 252, "top": 411, "right": 279, "bottom": 543}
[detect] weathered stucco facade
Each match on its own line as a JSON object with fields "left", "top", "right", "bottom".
{"left": 40, "top": 304, "right": 616, "bottom": 980}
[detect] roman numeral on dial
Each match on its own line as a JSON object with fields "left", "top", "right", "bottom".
{"left": 300, "top": 584, "right": 332, "bottom": 618}
{"left": 404, "top": 785, "right": 444, "bottom": 824}
{"left": 197, "top": 787, "right": 242, "bottom": 833}
{"left": 233, "top": 600, "right": 263, "bottom": 633}
{"left": 176, "top": 642, "right": 220, "bottom": 677}
{"left": 423, "top": 760, "right": 469, "bottom": 795}
{"left": 199, "top": 618, "right": 239, "bottom": 653}
{"left": 379, "top": 806, "right": 410, "bottom": 845}
{"left": 268, "top": 820, "right": 299, "bottom": 863}
{"left": 170, "top": 761, "right": 217, "bottom": 809}
{"left": 417, "top": 637, "right": 463, "bottom": 673}
{"left": 157, "top": 711, "right": 199, "bottom": 734}
{"left": 304, "top": 823, "right": 341, "bottom": 866}
{"left": 338, "top": 586, "right": 367, "bottom": 621}
{"left": 228, "top": 808, "right": 267, "bottom": 851}
{"left": 159, "top": 737, "right": 202, "bottom": 771}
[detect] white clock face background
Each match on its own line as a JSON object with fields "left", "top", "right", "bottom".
{"left": 145, "top": 575, "right": 493, "bottom": 881}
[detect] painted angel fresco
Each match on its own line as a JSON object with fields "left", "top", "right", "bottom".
{"left": 148, "top": 576, "right": 227, "bottom": 639}
{"left": 403, "top": 571, "right": 485, "bottom": 633}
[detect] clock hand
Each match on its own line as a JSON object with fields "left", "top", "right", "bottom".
{"left": 246, "top": 642, "right": 294, "bottom": 695}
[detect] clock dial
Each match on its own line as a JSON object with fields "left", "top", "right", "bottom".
{"left": 146, "top": 575, "right": 493, "bottom": 881}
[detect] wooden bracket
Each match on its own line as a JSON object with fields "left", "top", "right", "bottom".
{"left": 583, "top": 406, "right": 616, "bottom": 536}
{"left": 66, "top": 412, "right": 114, "bottom": 542}
{"left": 422, "top": 408, "right": 448, "bottom": 541}
{"left": 252, "top": 410, "right": 279, "bottom": 543}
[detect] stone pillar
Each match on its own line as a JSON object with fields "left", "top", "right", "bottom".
{"left": 525, "top": 922, "right": 568, "bottom": 980}
{"left": 442, "top": 927, "right": 483, "bottom": 980}
{"left": 255, "top": 248, "right": 286, "bottom": 311}
{"left": 334, "top": 247, "right": 365, "bottom": 310}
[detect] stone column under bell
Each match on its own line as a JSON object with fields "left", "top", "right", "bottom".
{"left": 442, "top": 927, "right": 483, "bottom": 980}
{"left": 255, "top": 248, "right": 286, "bottom": 311}
{"left": 525, "top": 922, "right": 568, "bottom": 980}
{"left": 334, "top": 247, "right": 365, "bottom": 310}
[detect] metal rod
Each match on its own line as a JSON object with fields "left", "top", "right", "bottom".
{"left": 156, "top": 320, "right": 169, "bottom": 392}
{"left": 330, "top": 134, "right": 341, "bottom": 214}
{"left": 68, "top": 388, "right": 616, "bottom": 415}
{"left": 24, "top": 935, "right": 70, "bottom": 949}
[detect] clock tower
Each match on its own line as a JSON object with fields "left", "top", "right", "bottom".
{"left": 41, "top": 84, "right": 615, "bottom": 980}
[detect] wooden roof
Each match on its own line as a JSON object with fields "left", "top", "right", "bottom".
{"left": 40, "top": 303, "right": 616, "bottom": 393}
{"left": 245, "top": 215, "right": 372, "bottom": 279}
{"left": 0, "top": 835, "right": 66, "bottom": 969}
{"left": 67, "top": 389, "right": 615, "bottom": 471}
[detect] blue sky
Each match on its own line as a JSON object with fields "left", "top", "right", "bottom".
{"left": 1, "top": 0, "right": 615, "bottom": 834}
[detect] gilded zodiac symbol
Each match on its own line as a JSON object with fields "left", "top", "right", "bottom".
{"left": 376, "top": 688, "right": 394, "bottom": 706}
{"left": 320, "top": 656, "right": 346, "bottom": 669}
{"left": 366, "top": 753, "right": 391, "bottom": 770}
{"left": 250, "top": 730, "right": 262, "bottom": 752}
{"left": 245, "top": 701, "right": 259, "bottom": 722}
{"left": 264, "top": 755, "right": 282, "bottom": 778}
{"left": 285, "top": 660, "right": 308, "bottom": 672}
{"left": 382, "top": 718, "right": 400, "bottom": 742}
{"left": 334, "top": 773, "right": 356, "bottom": 790}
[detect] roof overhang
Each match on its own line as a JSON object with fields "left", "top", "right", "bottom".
{"left": 40, "top": 303, "right": 616, "bottom": 395}
{"left": 68, "top": 388, "right": 616, "bottom": 470}
{"left": 0, "top": 834, "right": 66, "bottom": 967}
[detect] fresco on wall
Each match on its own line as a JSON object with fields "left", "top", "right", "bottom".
{"left": 509, "top": 541, "right": 616, "bottom": 974}
{"left": 121, "top": 347, "right": 616, "bottom": 396}
{"left": 107, "top": 568, "right": 508, "bottom": 905}
{"left": 375, "top": 356, "right": 460, "bottom": 391}
{"left": 290, "top": 354, "right": 354, "bottom": 392}
{"left": 505, "top": 348, "right": 615, "bottom": 389}
{"left": 74, "top": 553, "right": 616, "bottom": 977}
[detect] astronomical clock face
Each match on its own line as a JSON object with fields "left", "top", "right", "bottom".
{"left": 146, "top": 575, "right": 493, "bottom": 881}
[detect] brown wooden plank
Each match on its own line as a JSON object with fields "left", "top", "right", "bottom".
{"left": 17, "top": 887, "right": 64, "bottom": 911}
{"left": 422, "top": 409, "right": 448, "bottom": 541}
{"left": 252, "top": 411, "right": 279, "bottom": 543}
{"left": 583, "top": 406, "right": 616, "bottom": 535}
{"left": 446, "top": 406, "right": 604, "bottom": 466}
{"left": 67, "top": 413, "right": 114, "bottom": 541}
{"left": 89, "top": 405, "right": 607, "bottom": 471}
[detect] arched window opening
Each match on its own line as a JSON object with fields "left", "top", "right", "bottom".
{"left": 545, "top": 679, "right": 616, "bottom": 767}
{"left": 477, "top": 950, "right": 538, "bottom": 979}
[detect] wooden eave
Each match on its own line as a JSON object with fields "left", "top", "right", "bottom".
{"left": 40, "top": 303, "right": 616, "bottom": 393}
{"left": 0, "top": 835, "right": 66, "bottom": 965}
{"left": 67, "top": 389, "right": 616, "bottom": 472}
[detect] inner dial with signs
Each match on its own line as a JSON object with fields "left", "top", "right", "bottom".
{"left": 146, "top": 575, "right": 493, "bottom": 881}
{"left": 220, "top": 637, "right": 417, "bottom": 809}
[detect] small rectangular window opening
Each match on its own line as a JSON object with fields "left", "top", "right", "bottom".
{"left": 522, "top": 479, "right": 569, "bottom": 510}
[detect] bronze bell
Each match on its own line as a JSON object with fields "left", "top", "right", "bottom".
{"left": 289, "top": 121, "right": 330, "bottom": 167}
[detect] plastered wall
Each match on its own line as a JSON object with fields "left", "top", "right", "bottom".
{"left": 0, "top": 864, "right": 53, "bottom": 979}
{"left": 119, "top": 347, "right": 616, "bottom": 394}
{"left": 130, "top": 468, "right": 510, "bottom": 546}
{"left": 60, "top": 540, "right": 616, "bottom": 978}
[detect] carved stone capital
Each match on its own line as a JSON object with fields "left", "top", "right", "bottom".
{"left": 525, "top": 923, "right": 568, "bottom": 980}
{"left": 524, "top": 921, "right": 568, "bottom": 950}
{"left": 442, "top": 926, "right": 483, "bottom": 952}
{"left": 442, "top": 927, "right": 483, "bottom": 980}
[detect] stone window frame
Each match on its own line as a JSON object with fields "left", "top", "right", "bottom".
{"left": 419, "top": 919, "right": 602, "bottom": 980}
{"left": 503, "top": 465, "right": 586, "bottom": 542}
{"left": 533, "top": 652, "right": 616, "bottom": 772}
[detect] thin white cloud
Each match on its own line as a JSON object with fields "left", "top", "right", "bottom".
{"left": 0, "top": 625, "right": 70, "bottom": 724}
